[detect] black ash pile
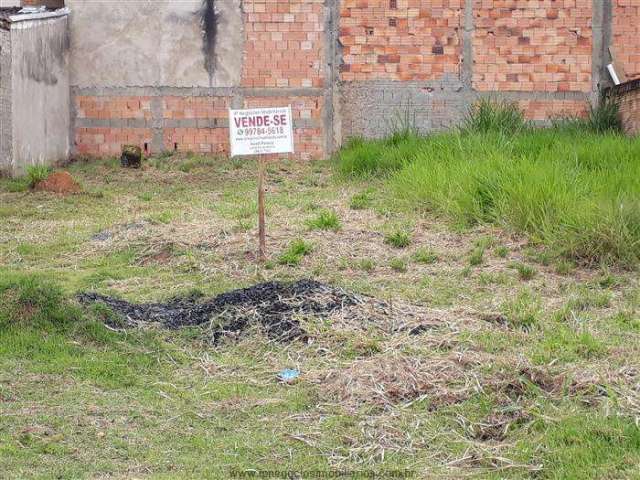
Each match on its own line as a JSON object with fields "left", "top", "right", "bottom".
{"left": 78, "top": 280, "right": 363, "bottom": 343}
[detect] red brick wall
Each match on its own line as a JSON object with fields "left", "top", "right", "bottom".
{"left": 74, "top": 95, "right": 323, "bottom": 160}
{"left": 518, "top": 100, "right": 589, "bottom": 121}
{"left": 69, "top": 0, "right": 640, "bottom": 159}
{"left": 614, "top": 81, "right": 640, "bottom": 135}
{"left": 339, "top": 0, "right": 462, "bottom": 82}
{"left": 76, "top": 96, "right": 153, "bottom": 121}
{"left": 473, "top": 0, "right": 592, "bottom": 92}
{"left": 612, "top": 0, "right": 640, "bottom": 80}
{"left": 242, "top": 0, "right": 325, "bottom": 88}
{"left": 76, "top": 128, "right": 153, "bottom": 156}
{"left": 74, "top": 1, "right": 327, "bottom": 160}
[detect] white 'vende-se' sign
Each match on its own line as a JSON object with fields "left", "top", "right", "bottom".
{"left": 229, "top": 106, "right": 294, "bottom": 156}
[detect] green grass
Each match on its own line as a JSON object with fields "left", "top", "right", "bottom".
{"left": 413, "top": 247, "right": 438, "bottom": 264}
{"left": 469, "top": 246, "right": 485, "bottom": 266}
{"left": 350, "top": 189, "right": 374, "bottom": 210}
{"left": 306, "top": 209, "right": 342, "bottom": 231}
{"left": 338, "top": 108, "right": 640, "bottom": 266}
{"left": 2, "top": 154, "right": 640, "bottom": 478}
{"left": 389, "top": 257, "right": 408, "bottom": 272}
{"left": 501, "top": 289, "right": 541, "bottom": 330}
{"left": 277, "top": 238, "right": 313, "bottom": 266}
{"left": 384, "top": 230, "right": 412, "bottom": 248}
{"left": 511, "top": 262, "right": 536, "bottom": 281}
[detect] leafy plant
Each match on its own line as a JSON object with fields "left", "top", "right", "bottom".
{"left": 26, "top": 165, "right": 50, "bottom": 188}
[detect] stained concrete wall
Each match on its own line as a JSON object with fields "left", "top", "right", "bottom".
{"left": 10, "top": 15, "right": 70, "bottom": 174}
{"left": 66, "top": 0, "right": 244, "bottom": 88}
{"left": 0, "top": 28, "right": 12, "bottom": 175}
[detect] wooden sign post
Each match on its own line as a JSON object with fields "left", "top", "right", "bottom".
{"left": 229, "top": 106, "right": 294, "bottom": 262}
{"left": 257, "top": 156, "right": 267, "bottom": 261}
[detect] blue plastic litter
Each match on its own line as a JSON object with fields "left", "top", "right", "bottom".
{"left": 278, "top": 368, "right": 300, "bottom": 382}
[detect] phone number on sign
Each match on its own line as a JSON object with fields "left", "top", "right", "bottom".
{"left": 237, "top": 127, "right": 285, "bottom": 137}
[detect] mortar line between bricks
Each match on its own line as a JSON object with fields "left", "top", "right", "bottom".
{"left": 74, "top": 118, "right": 322, "bottom": 130}
{"left": 72, "top": 86, "right": 325, "bottom": 98}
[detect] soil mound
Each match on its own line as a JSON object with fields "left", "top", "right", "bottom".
{"left": 78, "top": 280, "right": 361, "bottom": 342}
{"left": 35, "top": 172, "right": 81, "bottom": 195}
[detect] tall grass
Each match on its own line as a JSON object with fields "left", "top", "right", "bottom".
{"left": 337, "top": 101, "right": 640, "bottom": 266}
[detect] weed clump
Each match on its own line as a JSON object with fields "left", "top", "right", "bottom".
{"left": 462, "top": 98, "right": 527, "bottom": 136}
{"left": 278, "top": 239, "right": 313, "bottom": 266}
{"left": 26, "top": 165, "right": 51, "bottom": 188}
{"left": 501, "top": 290, "right": 541, "bottom": 330}
{"left": 413, "top": 247, "right": 438, "bottom": 264}
{"left": 306, "top": 210, "right": 341, "bottom": 231}
{"left": 350, "top": 190, "right": 373, "bottom": 210}
{"left": 384, "top": 230, "right": 412, "bottom": 248}
{"left": 390, "top": 258, "right": 408, "bottom": 272}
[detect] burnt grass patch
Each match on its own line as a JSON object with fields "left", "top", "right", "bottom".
{"left": 78, "top": 279, "right": 360, "bottom": 343}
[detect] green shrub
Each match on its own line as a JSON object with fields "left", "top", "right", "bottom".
{"left": 306, "top": 210, "right": 341, "bottom": 231}
{"left": 26, "top": 165, "right": 51, "bottom": 188}
{"left": 5, "top": 178, "right": 30, "bottom": 193}
{"left": 384, "top": 230, "right": 412, "bottom": 248}
{"left": 277, "top": 239, "right": 313, "bottom": 266}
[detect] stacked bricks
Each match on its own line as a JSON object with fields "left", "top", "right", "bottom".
{"left": 75, "top": 97, "right": 153, "bottom": 156}
{"left": 613, "top": 80, "right": 640, "bottom": 135}
{"left": 473, "top": 0, "right": 592, "bottom": 92}
{"left": 162, "top": 96, "right": 231, "bottom": 154}
{"left": 242, "top": 0, "right": 325, "bottom": 88}
{"left": 339, "top": 0, "right": 463, "bottom": 81}
{"left": 75, "top": 96, "right": 153, "bottom": 120}
{"left": 74, "top": 94, "right": 324, "bottom": 159}
{"left": 75, "top": 128, "right": 153, "bottom": 156}
{"left": 518, "top": 99, "right": 589, "bottom": 121}
{"left": 612, "top": 0, "right": 640, "bottom": 80}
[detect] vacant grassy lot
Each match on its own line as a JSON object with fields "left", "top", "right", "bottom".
{"left": 1, "top": 139, "right": 640, "bottom": 478}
